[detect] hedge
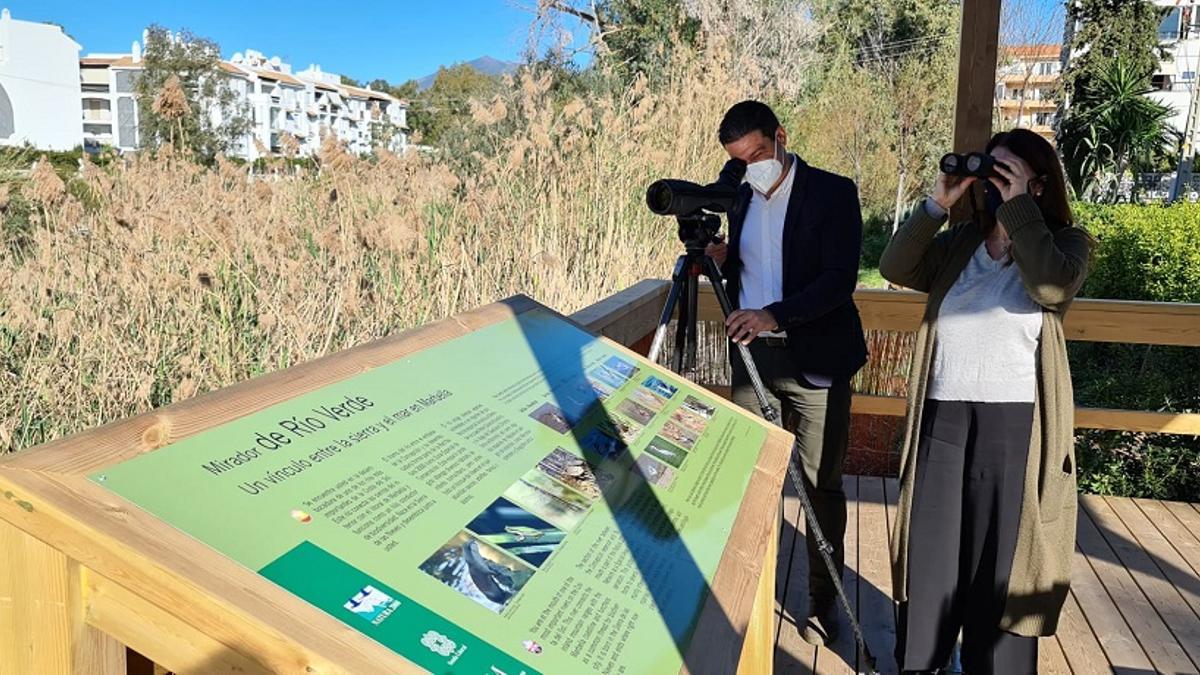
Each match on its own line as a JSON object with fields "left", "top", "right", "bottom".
{"left": 1070, "top": 201, "right": 1200, "bottom": 501}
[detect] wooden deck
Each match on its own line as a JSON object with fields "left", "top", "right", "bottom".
{"left": 773, "top": 476, "right": 1200, "bottom": 674}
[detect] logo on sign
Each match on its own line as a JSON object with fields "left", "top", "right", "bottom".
{"left": 344, "top": 585, "right": 400, "bottom": 625}
{"left": 422, "top": 630, "right": 457, "bottom": 657}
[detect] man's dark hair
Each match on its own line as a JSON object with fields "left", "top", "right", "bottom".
{"left": 718, "top": 100, "right": 780, "bottom": 145}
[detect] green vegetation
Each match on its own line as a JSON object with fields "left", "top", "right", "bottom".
{"left": 1070, "top": 202, "right": 1200, "bottom": 501}
{"left": 1060, "top": 58, "right": 1177, "bottom": 200}
{"left": 134, "top": 25, "right": 251, "bottom": 161}
{"left": 1059, "top": 0, "right": 1173, "bottom": 199}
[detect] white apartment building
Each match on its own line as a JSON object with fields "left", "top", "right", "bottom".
{"left": 0, "top": 8, "right": 82, "bottom": 151}
{"left": 80, "top": 45, "right": 143, "bottom": 152}
{"left": 1149, "top": 1, "right": 1200, "bottom": 134}
{"left": 79, "top": 41, "right": 408, "bottom": 161}
{"left": 995, "top": 44, "right": 1062, "bottom": 142}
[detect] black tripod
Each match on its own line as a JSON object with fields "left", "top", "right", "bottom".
{"left": 647, "top": 213, "right": 879, "bottom": 674}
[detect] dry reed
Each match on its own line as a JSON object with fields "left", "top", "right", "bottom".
{"left": 0, "top": 61, "right": 743, "bottom": 452}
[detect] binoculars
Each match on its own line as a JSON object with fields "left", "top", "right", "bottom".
{"left": 939, "top": 152, "right": 1010, "bottom": 179}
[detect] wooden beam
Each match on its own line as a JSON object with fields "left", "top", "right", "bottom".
{"left": 571, "top": 279, "right": 669, "bottom": 346}
{"left": 1063, "top": 299, "right": 1200, "bottom": 347}
{"left": 846, "top": 394, "right": 1200, "bottom": 436}
{"left": 953, "top": 0, "right": 1002, "bottom": 153}
{"left": 83, "top": 571, "right": 272, "bottom": 675}
{"left": 1074, "top": 408, "right": 1200, "bottom": 436}
{"left": 950, "top": 0, "right": 1002, "bottom": 221}
{"left": 697, "top": 287, "right": 1200, "bottom": 347}
{"left": 0, "top": 519, "right": 126, "bottom": 675}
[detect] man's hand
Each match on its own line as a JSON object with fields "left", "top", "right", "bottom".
{"left": 726, "top": 309, "right": 779, "bottom": 345}
{"left": 704, "top": 234, "right": 727, "bottom": 267}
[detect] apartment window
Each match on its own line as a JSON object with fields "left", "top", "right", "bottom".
{"left": 1152, "top": 74, "right": 1173, "bottom": 91}
{"left": 1160, "top": 8, "right": 1182, "bottom": 39}
{"left": 1035, "top": 112, "right": 1052, "bottom": 126}
{"left": 1185, "top": 71, "right": 1196, "bottom": 82}
{"left": 114, "top": 70, "right": 138, "bottom": 94}
{"left": 1037, "top": 61, "right": 1057, "bottom": 76}
{"left": 117, "top": 97, "right": 137, "bottom": 147}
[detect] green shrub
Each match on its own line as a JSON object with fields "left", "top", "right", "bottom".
{"left": 1070, "top": 201, "right": 1200, "bottom": 501}
{"left": 0, "top": 145, "right": 117, "bottom": 179}
{"left": 1075, "top": 201, "right": 1200, "bottom": 303}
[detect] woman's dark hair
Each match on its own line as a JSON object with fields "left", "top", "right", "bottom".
{"left": 718, "top": 100, "right": 780, "bottom": 145}
{"left": 985, "top": 129, "right": 1074, "bottom": 230}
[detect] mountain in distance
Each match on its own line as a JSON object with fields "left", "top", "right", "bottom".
{"left": 415, "top": 56, "right": 520, "bottom": 90}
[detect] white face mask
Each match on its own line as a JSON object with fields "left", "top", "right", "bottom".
{"left": 745, "top": 137, "right": 784, "bottom": 195}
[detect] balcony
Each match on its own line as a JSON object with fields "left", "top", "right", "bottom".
{"left": 1001, "top": 73, "right": 1059, "bottom": 86}
{"left": 998, "top": 98, "right": 1057, "bottom": 111}
{"left": 82, "top": 109, "right": 113, "bottom": 124}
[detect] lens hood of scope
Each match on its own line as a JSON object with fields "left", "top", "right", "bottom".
{"left": 645, "top": 178, "right": 738, "bottom": 216}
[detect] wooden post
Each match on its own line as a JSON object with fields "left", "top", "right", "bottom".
{"left": 0, "top": 519, "right": 126, "bottom": 675}
{"left": 950, "top": 0, "right": 1003, "bottom": 221}
{"left": 735, "top": 505, "right": 779, "bottom": 674}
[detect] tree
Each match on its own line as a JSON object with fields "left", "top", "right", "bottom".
{"left": 994, "top": 0, "right": 1065, "bottom": 132}
{"left": 806, "top": 0, "right": 957, "bottom": 227}
{"left": 340, "top": 74, "right": 363, "bottom": 87}
{"left": 1060, "top": 58, "right": 1177, "bottom": 201}
{"left": 534, "top": 0, "right": 700, "bottom": 81}
{"left": 368, "top": 78, "right": 419, "bottom": 101}
{"left": 411, "top": 64, "right": 502, "bottom": 145}
{"left": 1059, "top": 1, "right": 1169, "bottom": 199}
{"left": 794, "top": 47, "right": 896, "bottom": 213}
{"left": 134, "top": 25, "right": 250, "bottom": 161}
{"left": 1061, "top": 0, "right": 1164, "bottom": 99}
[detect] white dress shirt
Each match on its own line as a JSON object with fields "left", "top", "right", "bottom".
{"left": 738, "top": 153, "right": 832, "bottom": 388}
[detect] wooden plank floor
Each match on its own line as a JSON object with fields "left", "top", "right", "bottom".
{"left": 773, "top": 476, "right": 1200, "bottom": 674}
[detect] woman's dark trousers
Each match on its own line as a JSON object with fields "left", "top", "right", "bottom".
{"left": 896, "top": 399, "right": 1039, "bottom": 674}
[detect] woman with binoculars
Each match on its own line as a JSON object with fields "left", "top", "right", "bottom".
{"left": 880, "top": 129, "right": 1093, "bottom": 674}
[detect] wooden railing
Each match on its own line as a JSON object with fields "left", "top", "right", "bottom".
{"left": 574, "top": 280, "right": 1200, "bottom": 436}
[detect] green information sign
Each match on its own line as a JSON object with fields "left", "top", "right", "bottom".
{"left": 91, "top": 307, "right": 769, "bottom": 674}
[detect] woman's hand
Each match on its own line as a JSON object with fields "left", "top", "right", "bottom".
{"left": 990, "top": 153, "right": 1037, "bottom": 202}
{"left": 931, "top": 173, "right": 977, "bottom": 212}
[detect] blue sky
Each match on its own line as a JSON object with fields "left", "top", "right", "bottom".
{"left": 6, "top": 1, "right": 546, "bottom": 84}
{"left": 10, "top": 0, "right": 1068, "bottom": 85}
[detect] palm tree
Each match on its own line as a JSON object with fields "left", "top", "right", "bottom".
{"left": 1060, "top": 57, "right": 1178, "bottom": 201}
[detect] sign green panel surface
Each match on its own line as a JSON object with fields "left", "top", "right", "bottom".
{"left": 92, "top": 307, "right": 768, "bottom": 674}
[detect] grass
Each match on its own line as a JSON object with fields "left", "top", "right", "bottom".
{"left": 858, "top": 267, "right": 886, "bottom": 289}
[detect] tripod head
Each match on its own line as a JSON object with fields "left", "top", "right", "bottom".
{"left": 676, "top": 213, "right": 723, "bottom": 255}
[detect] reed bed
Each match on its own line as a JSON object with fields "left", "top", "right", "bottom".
{"left": 0, "top": 64, "right": 751, "bottom": 453}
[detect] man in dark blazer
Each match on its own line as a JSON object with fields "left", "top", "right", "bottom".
{"left": 706, "top": 100, "right": 868, "bottom": 645}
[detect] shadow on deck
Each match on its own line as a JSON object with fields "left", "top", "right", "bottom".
{"left": 773, "top": 476, "right": 1200, "bottom": 674}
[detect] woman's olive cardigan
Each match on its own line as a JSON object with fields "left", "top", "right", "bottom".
{"left": 879, "top": 193, "right": 1091, "bottom": 636}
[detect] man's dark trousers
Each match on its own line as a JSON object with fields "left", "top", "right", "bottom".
{"left": 730, "top": 339, "right": 850, "bottom": 610}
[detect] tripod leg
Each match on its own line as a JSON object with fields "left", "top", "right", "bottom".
{"left": 647, "top": 257, "right": 686, "bottom": 365}
{"left": 685, "top": 264, "right": 700, "bottom": 373}
{"left": 699, "top": 254, "right": 880, "bottom": 674}
{"left": 700, "top": 256, "right": 778, "bottom": 424}
{"left": 673, "top": 271, "right": 690, "bottom": 374}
